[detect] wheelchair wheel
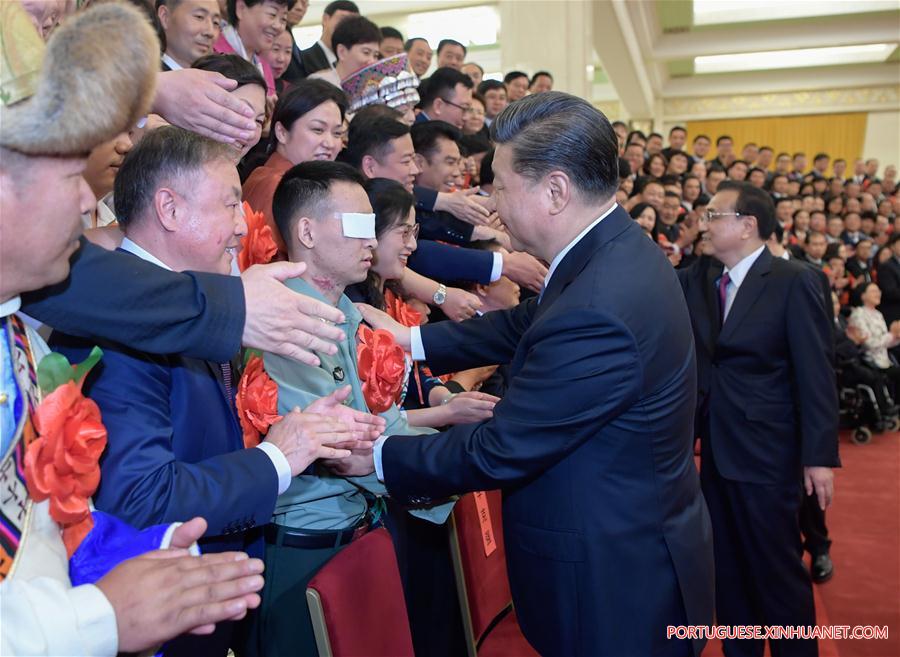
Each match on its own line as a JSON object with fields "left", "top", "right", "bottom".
{"left": 891, "top": 418, "right": 900, "bottom": 432}
{"left": 852, "top": 427, "right": 872, "bottom": 445}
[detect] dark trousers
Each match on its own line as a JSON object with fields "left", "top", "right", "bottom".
{"left": 701, "top": 447, "right": 817, "bottom": 657}
{"left": 384, "top": 500, "right": 467, "bottom": 657}
{"left": 237, "top": 532, "right": 347, "bottom": 657}
{"left": 799, "top": 491, "right": 831, "bottom": 558}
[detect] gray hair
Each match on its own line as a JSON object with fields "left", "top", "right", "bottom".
{"left": 114, "top": 126, "right": 234, "bottom": 229}
{"left": 490, "top": 92, "right": 618, "bottom": 201}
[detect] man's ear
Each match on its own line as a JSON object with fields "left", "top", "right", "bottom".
{"left": 361, "top": 154, "right": 378, "bottom": 179}
{"left": 742, "top": 215, "right": 758, "bottom": 240}
{"left": 296, "top": 216, "right": 315, "bottom": 249}
{"left": 545, "top": 170, "right": 571, "bottom": 216}
{"left": 474, "top": 283, "right": 489, "bottom": 297}
{"left": 154, "top": 187, "right": 179, "bottom": 232}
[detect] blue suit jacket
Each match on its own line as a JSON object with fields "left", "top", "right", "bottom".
{"left": 381, "top": 207, "right": 714, "bottom": 656}
{"left": 407, "top": 239, "right": 494, "bottom": 284}
{"left": 677, "top": 252, "right": 839, "bottom": 485}
{"left": 22, "top": 239, "right": 244, "bottom": 362}
{"left": 52, "top": 332, "right": 279, "bottom": 553}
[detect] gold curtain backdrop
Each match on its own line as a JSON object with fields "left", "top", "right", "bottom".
{"left": 685, "top": 113, "right": 867, "bottom": 176}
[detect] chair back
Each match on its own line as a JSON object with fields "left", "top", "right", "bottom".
{"left": 306, "top": 527, "right": 415, "bottom": 657}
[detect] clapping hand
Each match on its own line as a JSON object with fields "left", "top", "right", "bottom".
{"left": 306, "top": 386, "right": 385, "bottom": 447}
{"left": 890, "top": 320, "right": 900, "bottom": 338}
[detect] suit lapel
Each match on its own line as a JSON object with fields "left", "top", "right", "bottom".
{"left": 718, "top": 249, "right": 773, "bottom": 343}
{"left": 535, "top": 206, "right": 633, "bottom": 320}
{"left": 704, "top": 258, "right": 724, "bottom": 349}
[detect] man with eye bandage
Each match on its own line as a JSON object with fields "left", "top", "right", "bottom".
{"left": 250, "top": 160, "right": 457, "bottom": 656}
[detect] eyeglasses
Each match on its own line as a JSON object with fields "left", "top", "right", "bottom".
{"left": 439, "top": 97, "right": 472, "bottom": 113}
{"left": 701, "top": 211, "right": 746, "bottom": 223}
{"left": 398, "top": 223, "right": 420, "bottom": 243}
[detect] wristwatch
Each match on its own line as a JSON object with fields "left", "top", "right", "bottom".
{"left": 433, "top": 283, "right": 447, "bottom": 305}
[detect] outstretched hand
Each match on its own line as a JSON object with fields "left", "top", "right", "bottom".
{"left": 306, "top": 386, "right": 386, "bottom": 445}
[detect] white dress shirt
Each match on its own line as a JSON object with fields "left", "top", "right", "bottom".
{"left": 383, "top": 204, "right": 619, "bottom": 481}
{"left": 119, "top": 238, "right": 292, "bottom": 494}
{"left": 161, "top": 53, "right": 183, "bottom": 71}
{"left": 721, "top": 244, "right": 766, "bottom": 322}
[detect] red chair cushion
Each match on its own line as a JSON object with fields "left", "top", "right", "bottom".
{"left": 307, "top": 527, "right": 414, "bottom": 657}
{"left": 453, "top": 491, "right": 513, "bottom": 642}
{"left": 477, "top": 609, "right": 540, "bottom": 657}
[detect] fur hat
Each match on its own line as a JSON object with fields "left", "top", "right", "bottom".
{"left": 0, "top": 1, "right": 160, "bottom": 156}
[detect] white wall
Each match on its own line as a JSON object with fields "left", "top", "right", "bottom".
{"left": 862, "top": 110, "right": 900, "bottom": 175}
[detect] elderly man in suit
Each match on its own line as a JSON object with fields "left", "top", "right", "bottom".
{"left": 353, "top": 92, "right": 715, "bottom": 657}
{"left": 53, "top": 127, "right": 383, "bottom": 656}
{"left": 678, "top": 181, "right": 839, "bottom": 657}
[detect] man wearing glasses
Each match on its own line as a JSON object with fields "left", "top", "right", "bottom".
{"left": 678, "top": 181, "right": 839, "bottom": 657}
{"left": 413, "top": 66, "right": 473, "bottom": 130}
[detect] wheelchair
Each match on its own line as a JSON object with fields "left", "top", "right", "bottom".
{"left": 837, "top": 364, "right": 900, "bottom": 444}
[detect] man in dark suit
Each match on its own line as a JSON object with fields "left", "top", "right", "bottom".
{"left": 678, "top": 181, "right": 839, "bottom": 657}
{"left": 53, "top": 128, "right": 382, "bottom": 656}
{"left": 877, "top": 233, "right": 900, "bottom": 325}
{"left": 299, "top": 0, "right": 358, "bottom": 77}
{"left": 348, "top": 92, "right": 715, "bottom": 656}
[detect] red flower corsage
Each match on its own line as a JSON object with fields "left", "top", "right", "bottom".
{"left": 238, "top": 201, "right": 278, "bottom": 271}
{"left": 386, "top": 289, "right": 423, "bottom": 328}
{"left": 357, "top": 326, "right": 405, "bottom": 413}
{"left": 236, "top": 354, "right": 283, "bottom": 448}
{"left": 24, "top": 348, "right": 107, "bottom": 557}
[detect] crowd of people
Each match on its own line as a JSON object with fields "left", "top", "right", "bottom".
{"left": 1, "top": 0, "right": 897, "bottom": 656}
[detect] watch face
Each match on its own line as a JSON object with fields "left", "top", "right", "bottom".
{"left": 434, "top": 291, "right": 446, "bottom": 304}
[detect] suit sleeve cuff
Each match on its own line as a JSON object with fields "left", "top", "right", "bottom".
{"left": 255, "top": 442, "right": 292, "bottom": 494}
{"left": 490, "top": 252, "right": 503, "bottom": 283}
{"left": 410, "top": 326, "right": 426, "bottom": 361}
{"left": 373, "top": 435, "right": 388, "bottom": 482}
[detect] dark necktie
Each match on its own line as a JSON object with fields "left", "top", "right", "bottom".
{"left": 718, "top": 272, "right": 731, "bottom": 325}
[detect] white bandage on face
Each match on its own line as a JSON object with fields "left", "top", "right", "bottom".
{"left": 338, "top": 212, "right": 376, "bottom": 239}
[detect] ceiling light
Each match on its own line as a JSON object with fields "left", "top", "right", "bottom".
{"left": 693, "top": 0, "right": 897, "bottom": 25}
{"left": 695, "top": 44, "right": 896, "bottom": 74}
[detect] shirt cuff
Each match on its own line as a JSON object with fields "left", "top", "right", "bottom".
{"left": 490, "top": 252, "right": 503, "bottom": 283}
{"left": 68, "top": 584, "right": 119, "bottom": 657}
{"left": 256, "top": 442, "right": 292, "bottom": 495}
{"left": 373, "top": 435, "right": 388, "bottom": 483}
{"left": 410, "top": 326, "right": 426, "bottom": 361}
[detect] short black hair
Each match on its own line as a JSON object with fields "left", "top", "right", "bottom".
{"left": 349, "top": 103, "right": 403, "bottom": 123}
{"left": 707, "top": 163, "right": 727, "bottom": 175}
{"left": 344, "top": 114, "right": 410, "bottom": 169}
{"left": 191, "top": 53, "right": 266, "bottom": 93}
{"left": 759, "top": 146, "right": 773, "bottom": 153}
{"left": 627, "top": 130, "right": 646, "bottom": 144}
{"left": 693, "top": 134, "right": 710, "bottom": 143}
{"left": 115, "top": 126, "right": 233, "bottom": 229}
{"left": 668, "top": 150, "right": 689, "bottom": 163}
{"left": 324, "top": 0, "right": 358, "bottom": 16}
{"left": 648, "top": 132, "right": 663, "bottom": 141}
{"left": 460, "top": 133, "right": 491, "bottom": 157}
{"left": 271, "top": 79, "right": 348, "bottom": 141}
{"left": 492, "top": 91, "right": 619, "bottom": 201}
{"left": 227, "top": 0, "right": 291, "bottom": 25}
{"left": 503, "top": 70, "right": 528, "bottom": 84}
{"left": 479, "top": 148, "right": 495, "bottom": 186}
{"left": 332, "top": 15, "right": 381, "bottom": 55}
{"left": 411, "top": 120, "right": 461, "bottom": 161}
{"left": 529, "top": 70, "right": 553, "bottom": 85}
{"left": 716, "top": 135, "right": 733, "bottom": 145}
{"left": 772, "top": 221, "right": 784, "bottom": 243}
{"left": 404, "top": 37, "right": 428, "bottom": 51}
{"left": 380, "top": 26, "right": 403, "bottom": 42}
{"left": 814, "top": 152, "right": 829, "bottom": 162}
{"left": 727, "top": 159, "right": 748, "bottom": 171}
{"left": 477, "top": 79, "right": 505, "bottom": 95}
{"left": 419, "top": 67, "right": 473, "bottom": 109}
{"left": 617, "top": 157, "right": 631, "bottom": 180}
{"left": 669, "top": 125, "right": 686, "bottom": 136}
{"left": 437, "top": 39, "right": 466, "bottom": 56}
{"left": 718, "top": 180, "right": 776, "bottom": 240}
{"left": 272, "top": 160, "right": 366, "bottom": 249}
{"left": 774, "top": 196, "right": 793, "bottom": 207}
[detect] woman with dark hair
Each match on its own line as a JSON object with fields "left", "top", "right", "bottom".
{"left": 643, "top": 152, "right": 667, "bottom": 178}
{"left": 242, "top": 79, "right": 348, "bottom": 257}
{"left": 192, "top": 53, "right": 267, "bottom": 159}
{"left": 629, "top": 201, "right": 659, "bottom": 242}
{"left": 347, "top": 178, "right": 499, "bottom": 428}
{"left": 213, "top": 0, "right": 292, "bottom": 95}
